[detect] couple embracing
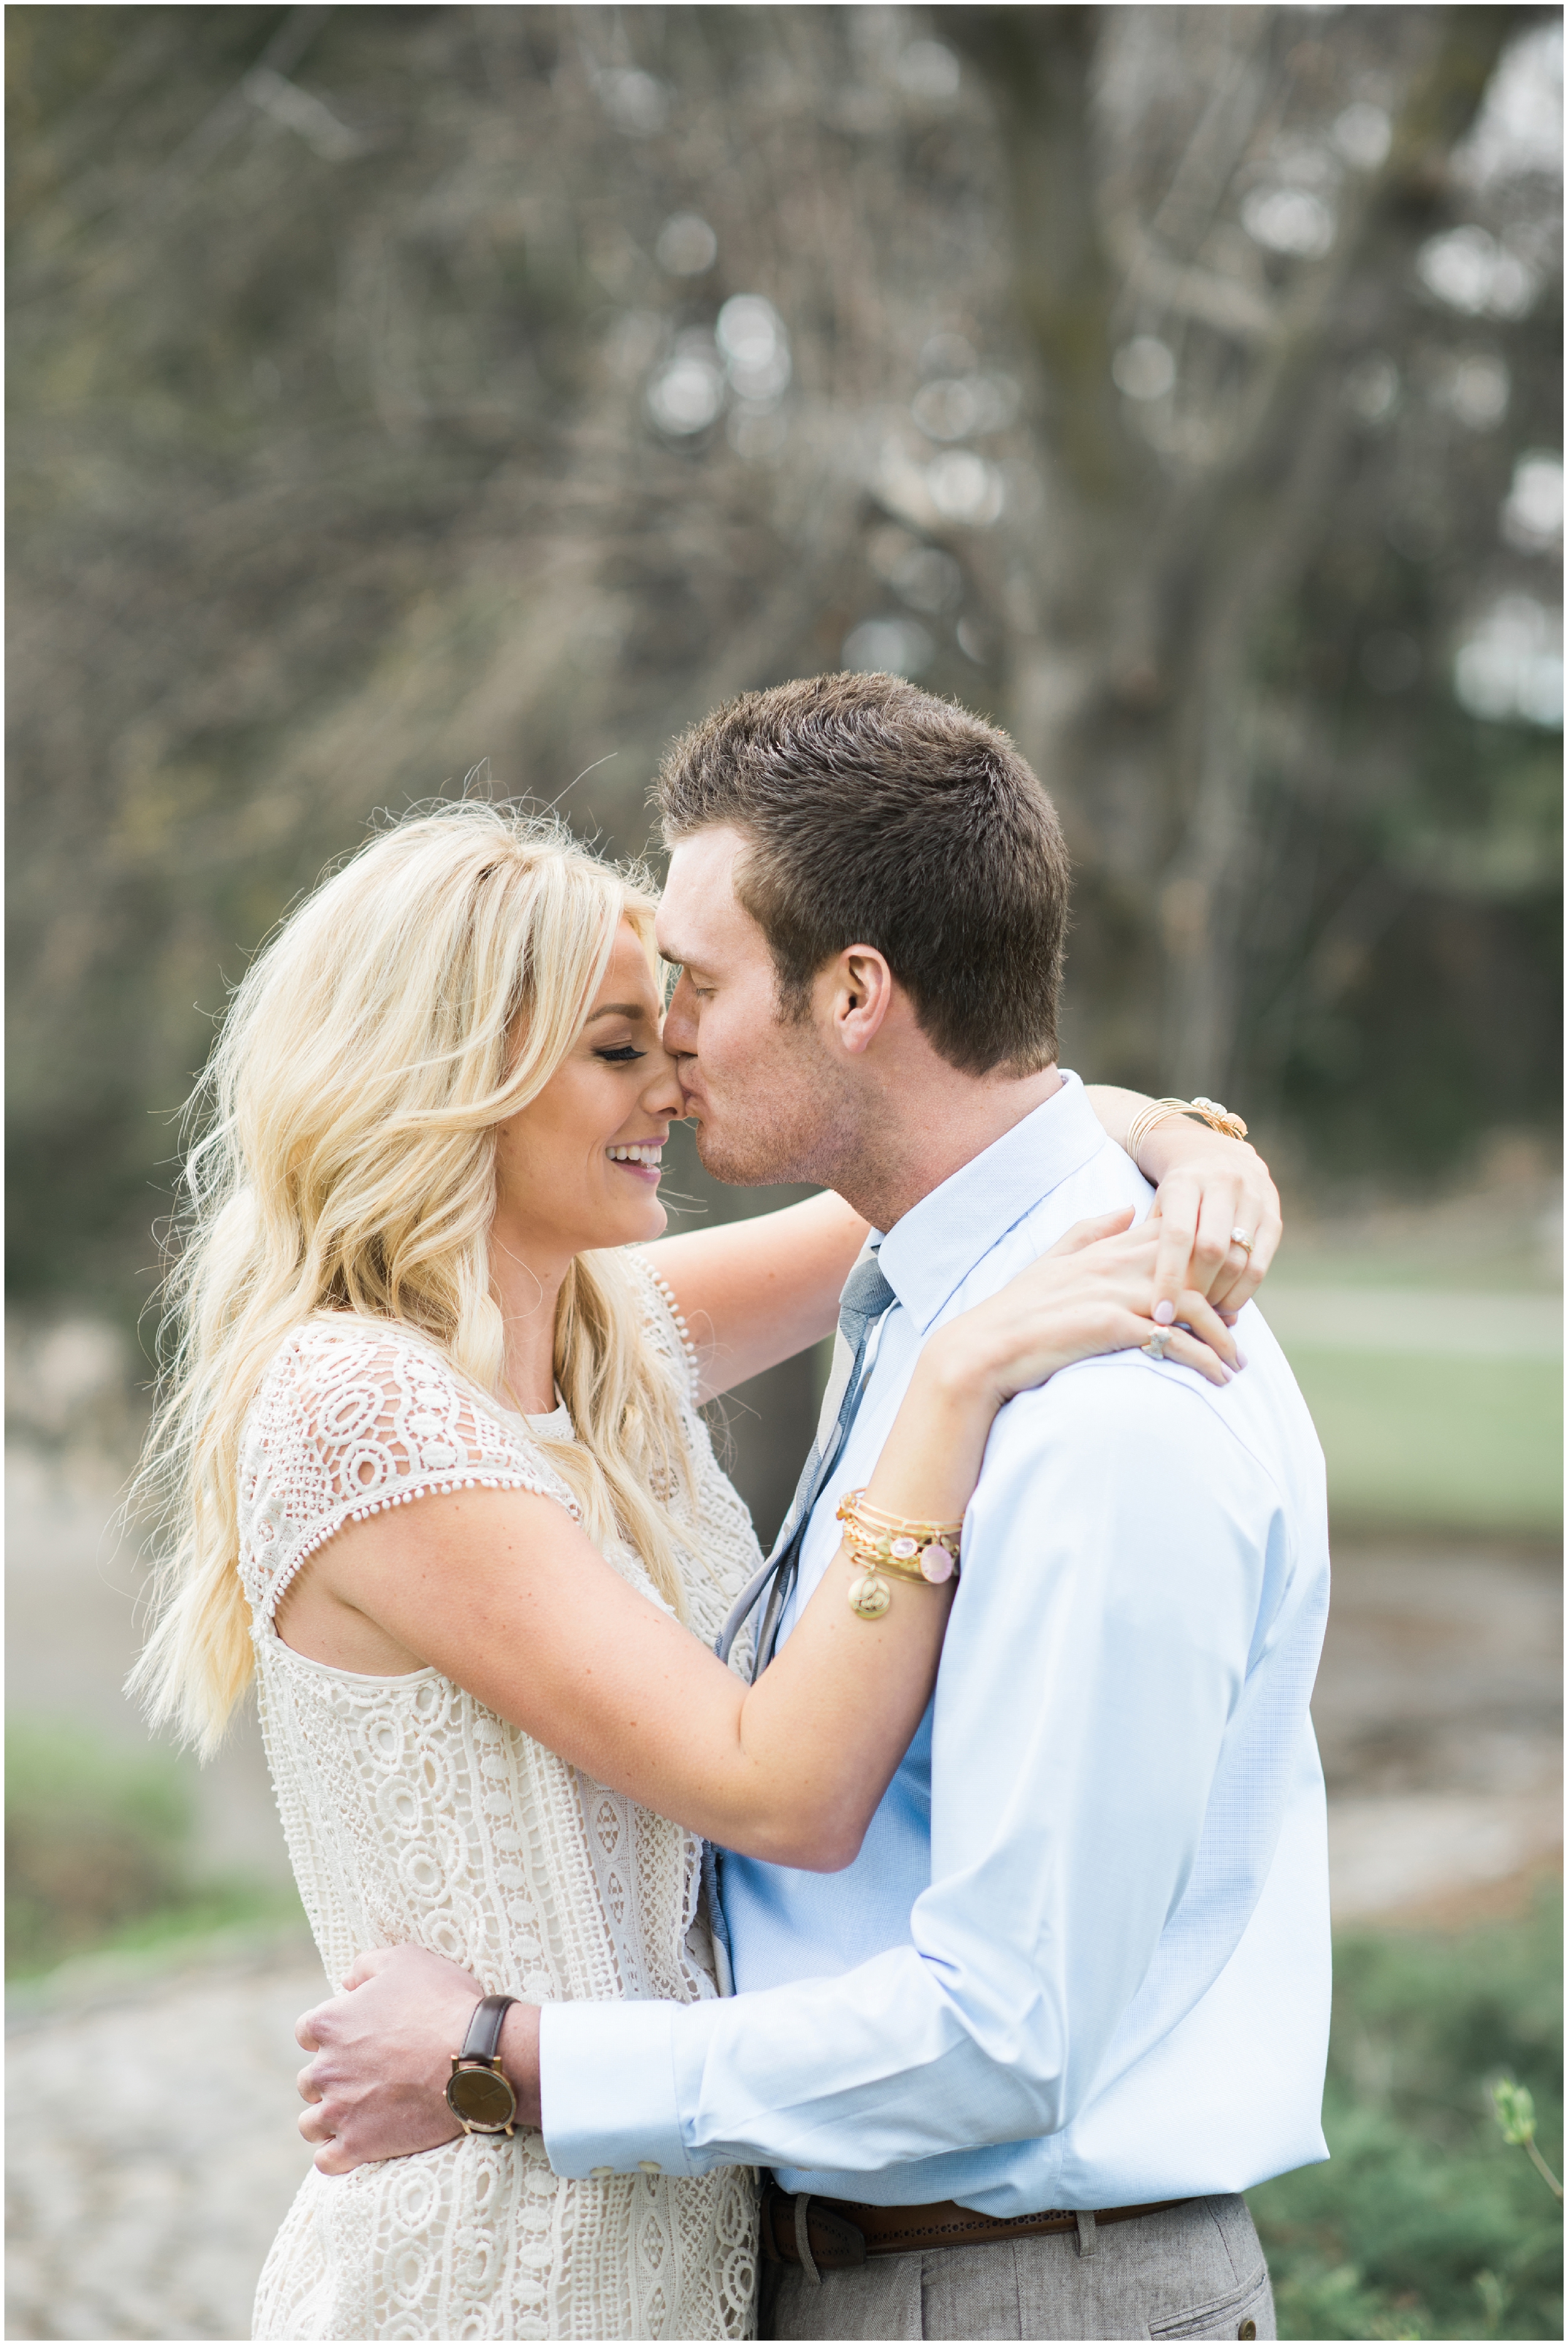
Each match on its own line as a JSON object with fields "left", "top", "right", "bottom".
{"left": 136, "top": 672, "right": 1329, "bottom": 2342}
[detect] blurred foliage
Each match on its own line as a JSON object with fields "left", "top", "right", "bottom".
{"left": 5, "top": 1712, "right": 303, "bottom": 1977}
{"left": 4, "top": 4, "right": 1562, "bottom": 1322}
{"left": 1490, "top": 2075, "right": 1565, "bottom": 2200}
{"left": 1288, "top": 1349, "right": 1561, "bottom": 1533}
{"left": 1251, "top": 1885, "right": 1563, "bottom": 2341}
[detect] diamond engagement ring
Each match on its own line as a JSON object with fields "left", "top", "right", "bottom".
{"left": 1142, "top": 1329, "right": 1172, "bottom": 1361}
{"left": 1230, "top": 1228, "right": 1254, "bottom": 1255}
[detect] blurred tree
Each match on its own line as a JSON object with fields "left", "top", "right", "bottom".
{"left": 943, "top": 3, "right": 1561, "bottom": 1155}
{"left": 6, "top": 6, "right": 1561, "bottom": 1365}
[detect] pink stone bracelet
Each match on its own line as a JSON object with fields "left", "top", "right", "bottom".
{"left": 835, "top": 1487, "right": 963, "bottom": 1617}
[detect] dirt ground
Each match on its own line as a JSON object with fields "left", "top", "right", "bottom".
{"left": 1315, "top": 1536, "right": 1561, "bottom": 1923}
{"left": 5, "top": 1428, "right": 1561, "bottom": 2341}
{"left": 6, "top": 1936, "right": 324, "bottom": 2343}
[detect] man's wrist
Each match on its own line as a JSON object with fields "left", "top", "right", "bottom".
{"left": 496, "top": 1999, "right": 544, "bottom": 2130}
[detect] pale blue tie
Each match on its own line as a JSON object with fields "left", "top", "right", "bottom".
{"left": 704, "top": 1249, "right": 897, "bottom": 1990}
{"left": 716, "top": 1250, "right": 898, "bottom": 1681}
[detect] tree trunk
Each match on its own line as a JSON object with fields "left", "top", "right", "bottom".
{"left": 945, "top": 3, "right": 1525, "bottom": 1099}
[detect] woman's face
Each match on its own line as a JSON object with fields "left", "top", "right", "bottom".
{"left": 492, "top": 919, "right": 685, "bottom": 1264}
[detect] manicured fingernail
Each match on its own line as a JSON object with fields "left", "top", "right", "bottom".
{"left": 1234, "top": 1349, "right": 1248, "bottom": 1369}
{"left": 1153, "top": 1300, "right": 1176, "bottom": 1324}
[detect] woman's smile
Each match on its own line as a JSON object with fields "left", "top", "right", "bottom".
{"left": 607, "top": 1139, "right": 665, "bottom": 1183}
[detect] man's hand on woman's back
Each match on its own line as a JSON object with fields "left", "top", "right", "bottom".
{"left": 295, "top": 1944, "right": 543, "bottom": 2172}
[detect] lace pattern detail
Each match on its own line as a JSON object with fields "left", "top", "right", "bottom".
{"left": 240, "top": 1316, "right": 580, "bottom": 1625}
{"left": 243, "top": 1278, "right": 762, "bottom": 2339}
{"left": 635, "top": 1252, "right": 701, "bottom": 1402}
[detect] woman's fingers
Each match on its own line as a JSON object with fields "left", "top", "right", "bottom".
{"left": 1092, "top": 1307, "right": 1232, "bottom": 1387}
{"left": 1170, "top": 1287, "right": 1241, "bottom": 1368}
{"left": 1207, "top": 1247, "right": 1251, "bottom": 1316}
{"left": 1045, "top": 1206, "right": 1136, "bottom": 1258}
{"left": 980, "top": 1211, "right": 1256, "bottom": 1399}
{"left": 1187, "top": 1177, "right": 1245, "bottom": 1297}
{"left": 1206, "top": 1166, "right": 1283, "bottom": 1314}
{"left": 1128, "top": 1280, "right": 1245, "bottom": 1385}
{"left": 1150, "top": 1146, "right": 1284, "bottom": 1319}
{"left": 1148, "top": 1178, "right": 1201, "bottom": 1321}
{"left": 1247, "top": 1201, "right": 1281, "bottom": 1292}
{"left": 1150, "top": 1324, "right": 1234, "bottom": 1387}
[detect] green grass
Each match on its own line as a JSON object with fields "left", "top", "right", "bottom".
{"left": 5, "top": 1713, "right": 304, "bottom": 1980}
{"left": 8, "top": 1880, "right": 310, "bottom": 1985}
{"left": 1288, "top": 1351, "right": 1562, "bottom": 1534}
{"left": 1251, "top": 1888, "right": 1563, "bottom": 2340}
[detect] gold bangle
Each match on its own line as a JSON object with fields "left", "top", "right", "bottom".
{"left": 839, "top": 1490, "right": 965, "bottom": 1538}
{"left": 1125, "top": 1094, "right": 1249, "bottom": 1169}
{"left": 1123, "top": 1097, "right": 1190, "bottom": 1164}
{"left": 835, "top": 1490, "right": 963, "bottom": 1619}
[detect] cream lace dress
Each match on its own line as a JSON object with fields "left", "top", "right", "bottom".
{"left": 243, "top": 1258, "right": 761, "bottom": 2342}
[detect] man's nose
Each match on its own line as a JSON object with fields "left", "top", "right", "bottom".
{"left": 662, "top": 972, "right": 698, "bottom": 1056}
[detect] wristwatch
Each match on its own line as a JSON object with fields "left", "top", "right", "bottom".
{"left": 445, "top": 1994, "right": 520, "bottom": 2137}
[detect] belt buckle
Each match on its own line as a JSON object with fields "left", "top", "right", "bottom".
{"left": 762, "top": 2186, "right": 867, "bottom": 2273}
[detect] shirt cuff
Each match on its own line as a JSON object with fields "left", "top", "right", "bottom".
{"left": 539, "top": 1997, "right": 690, "bottom": 2180}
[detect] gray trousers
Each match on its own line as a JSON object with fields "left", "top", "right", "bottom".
{"left": 762, "top": 2193, "right": 1275, "bottom": 2341}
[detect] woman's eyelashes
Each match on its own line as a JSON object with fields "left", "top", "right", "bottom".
{"left": 595, "top": 1043, "right": 647, "bottom": 1064}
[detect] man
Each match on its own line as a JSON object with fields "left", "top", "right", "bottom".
{"left": 297, "top": 673, "right": 1329, "bottom": 2340}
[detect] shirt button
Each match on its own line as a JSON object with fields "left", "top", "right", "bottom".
{"left": 638, "top": 2160, "right": 662, "bottom": 2174}
{"left": 1238, "top": 2324, "right": 1257, "bottom": 2341}
{"left": 590, "top": 2167, "right": 612, "bottom": 2180}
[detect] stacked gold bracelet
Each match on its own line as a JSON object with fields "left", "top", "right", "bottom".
{"left": 835, "top": 1489, "right": 963, "bottom": 1619}
{"left": 1125, "top": 1093, "right": 1249, "bottom": 1171}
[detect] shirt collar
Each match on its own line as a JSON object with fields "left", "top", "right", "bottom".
{"left": 874, "top": 1071, "right": 1109, "bottom": 1334}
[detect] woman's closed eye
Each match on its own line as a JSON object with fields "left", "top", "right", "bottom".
{"left": 595, "top": 1043, "right": 647, "bottom": 1064}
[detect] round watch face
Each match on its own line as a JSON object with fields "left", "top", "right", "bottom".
{"left": 445, "top": 2061, "right": 516, "bottom": 2130}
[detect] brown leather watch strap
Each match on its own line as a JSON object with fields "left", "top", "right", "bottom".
{"left": 459, "top": 1994, "right": 517, "bottom": 2066}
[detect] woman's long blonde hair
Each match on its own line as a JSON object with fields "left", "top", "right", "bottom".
{"left": 130, "top": 801, "right": 698, "bottom": 1755}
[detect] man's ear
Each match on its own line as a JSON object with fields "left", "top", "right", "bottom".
{"left": 823, "top": 945, "right": 896, "bottom": 1057}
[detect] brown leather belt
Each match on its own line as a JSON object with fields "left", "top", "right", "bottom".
{"left": 760, "top": 2183, "right": 1192, "bottom": 2271}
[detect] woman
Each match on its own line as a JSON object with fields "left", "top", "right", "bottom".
{"left": 132, "top": 802, "right": 1270, "bottom": 2342}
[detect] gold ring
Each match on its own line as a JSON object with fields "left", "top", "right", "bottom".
{"left": 1230, "top": 1228, "right": 1254, "bottom": 1255}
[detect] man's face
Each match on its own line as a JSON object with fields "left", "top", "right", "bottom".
{"left": 657, "top": 826, "right": 849, "bottom": 1187}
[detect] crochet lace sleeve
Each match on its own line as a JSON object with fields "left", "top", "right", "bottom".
{"left": 627, "top": 1250, "right": 702, "bottom": 1406}
{"left": 239, "top": 1319, "right": 580, "bottom": 1624}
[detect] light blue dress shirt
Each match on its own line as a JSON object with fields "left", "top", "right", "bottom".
{"left": 541, "top": 1073, "right": 1332, "bottom": 2211}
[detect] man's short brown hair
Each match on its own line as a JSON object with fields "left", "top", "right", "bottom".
{"left": 656, "top": 671, "right": 1071, "bottom": 1075}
